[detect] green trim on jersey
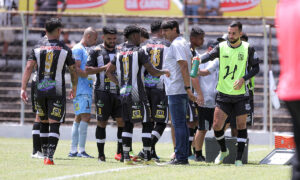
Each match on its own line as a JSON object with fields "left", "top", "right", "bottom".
{"left": 217, "top": 41, "right": 249, "bottom": 95}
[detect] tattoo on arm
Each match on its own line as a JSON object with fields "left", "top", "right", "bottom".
{"left": 21, "top": 60, "right": 36, "bottom": 90}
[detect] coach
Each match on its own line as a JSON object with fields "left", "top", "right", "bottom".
{"left": 162, "top": 20, "right": 198, "bottom": 165}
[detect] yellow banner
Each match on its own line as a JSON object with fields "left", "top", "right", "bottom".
{"left": 19, "top": 0, "right": 184, "bottom": 16}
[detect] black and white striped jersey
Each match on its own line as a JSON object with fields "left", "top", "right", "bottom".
{"left": 87, "top": 44, "right": 118, "bottom": 93}
{"left": 28, "top": 37, "right": 75, "bottom": 98}
{"left": 140, "top": 37, "right": 170, "bottom": 89}
{"left": 111, "top": 43, "right": 150, "bottom": 103}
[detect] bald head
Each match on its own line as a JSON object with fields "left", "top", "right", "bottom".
{"left": 82, "top": 27, "right": 98, "bottom": 47}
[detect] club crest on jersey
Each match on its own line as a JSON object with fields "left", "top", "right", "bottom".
{"left": 38, "top": 79, "right": 56, "bottom": 91}
{"left": 238, "top": 53, "right": 244, "bottom": 61}
{"left": 51, "top": 107, "right": 61, "bottom": 117}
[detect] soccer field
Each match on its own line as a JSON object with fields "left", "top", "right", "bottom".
{"left": 0, "top": 137, "right": 291, "bottom": 180}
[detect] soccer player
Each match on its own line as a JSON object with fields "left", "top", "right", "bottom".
{"left": 85, "top": 26, "right": 124, "bottom": 162}
{"left": 68, "top": 27, "right": 98, "bottom": 158}
{"left": 21, "top": 18, "right": 78, "bottom": 165}
{"left": 186, "top": 26, "right": 205, "bottom": 159}
{"left": 192, "top": 40, "right": 219, "bottom": 162}
{"left": 137, "top": 20, "right": 170, "bottom": 162}
{"left": 106, "top": 25, "right": 170, "bottom": 165}
{"left": 199, "top": 21, "right": 260, "bottom": 166}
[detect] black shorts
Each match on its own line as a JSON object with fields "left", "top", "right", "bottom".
{"left": 146, "top": 88, "right": 168, "bottom": 123}
{"left": 186, "top": 101, "right": 199, "bottom": 123}
{"left": 95, "top": 90, "right": 122, "bottom": 121}
{"left": 121, "top": 100, "right": 151, "bottom": 123}
{"left": 36, "top": 96, "right": 66, "bottom": 122}
{"left": 216, "top": 92, "right": 250, "bottom": 117}
{"left": 198, "top": 107, "right": 214, "bottom": 131}
{"left": 31, "top": 80, "right": 37, "bottom": 113}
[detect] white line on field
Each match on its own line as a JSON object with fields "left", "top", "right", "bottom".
{"left": 249, "top": 148, "right": 268, "bottom": 153}
{"left": 43, "top": 166, "right": 144, "bottom": 180}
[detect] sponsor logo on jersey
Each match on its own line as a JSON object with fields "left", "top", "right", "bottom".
{"left": 37, "top": 79, "right": 56, "bottom": 91}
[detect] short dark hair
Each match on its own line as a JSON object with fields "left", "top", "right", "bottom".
{"left": 229, "top": 21, "right": 242, "bottom": 32}
{"left": 151, "top": 20, "right": 162, "bottom": 33}
{"left": 190, "top": 25, "right": 205, "bottom": 37}
{"left": 45, "top": 18, "right": 62, "bottom": 33}
{"left": 140, "top": 27, "right": 149, "bottom": 39}
{"left": 161, "top": 20, "right": 180, "bottom": 34}
{"left": 103, "top": 26, "right": 117, "bottom": 35}
{"left": 123, "top": 25, "right": 140, "bottom": 38}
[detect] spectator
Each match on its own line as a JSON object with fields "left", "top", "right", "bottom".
{"left": 0, "top": 0, "right": 18, "bottom": 68}
{"left": 32, "top": 0, "right": 67, "bottom": 36}
{"left": 204, "top": 0, "right": 222, "bottom": 16}
{"left": 184, "top": 0, "right": 203, "bottom": 24}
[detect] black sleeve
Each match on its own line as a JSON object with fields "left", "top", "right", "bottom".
{"left": 242, "top": 46, "right": 260, "bottom": 81}
{"left": 243, "top": 63, "right": 259, "bottom": 81}
{"left": 138, "top": 48, "right": 150, "bottom": 65}
{"left": 65, "top": 49, "right": 75, "bottom": 66}
{"left": 248, "top": 46, "right": 260, "bottom": 66}
{"left": 200, "top": 45, "right": 220, "bottom": 63}
{"left": 12, "top": 0, "right": 17, "bottom": 9}
{"left": 28, "top": 49, "right": 36, "bottom": 61}
{"left": 86, "top": 49, "right": 98, "bottom": 67}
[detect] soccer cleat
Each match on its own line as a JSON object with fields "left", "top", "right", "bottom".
{"left": 32, "top": 151, "right": 44, "bottom": 159}
{"left": 98, "top": 155, "right": 106, "bottom": 163}
{"left": 44, "top": 158, "right": 54, "bottom": 165}
{"left": 195, "top": 155, "right": 205, "bottom": 162}
{"left": 151, "top": 151, "right": 160, "bottom": 162}
{"left": 77, "top": 151, "right": 94, "bottom": 158}
{"left": 114, "top": 153, "right": 122, "bottom": 161}
{"left": 143, "top": 159, "right": 157, "bottom": 165}
{"left": 188, "top": 154, "right": 195, "bottom": 160}
{"left": 137, "top": 151, "right": 145, "bottom": 160}
{"left": 130, "top": 151, "right": 139, "bottom": 162}
{"left": 214, "top": 149, "right": 229, "bottom": 165}
{"left": 124, "top": 159, "right": 135, "bottom": 165}
{"left": 68, "top": 152, "right": 78, "bottom": 157}
{"left": 235, "top": 160, "right": 243, "bottom": 166}
{"left": 167, "top": 158, "right": 189, "bottom": 165}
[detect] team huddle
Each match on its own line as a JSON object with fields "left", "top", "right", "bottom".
{"left": 21, "top": 18, "right": 259, "bottom": 166}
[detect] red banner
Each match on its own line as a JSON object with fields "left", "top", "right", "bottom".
{"left": 58, "top": 0, "right": 108, "bottom": 9}
{"left": 220, "top": 0, "right": 260, "bottom": 12}
{"left": 125, "top": 0, "right": 170, "bottom": 11}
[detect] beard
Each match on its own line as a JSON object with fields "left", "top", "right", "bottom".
{"left": 229, "top": 37, "right": 239, "bottom": 44}
{"left": 104, "top": 41, "right": 115, "bottom": 49}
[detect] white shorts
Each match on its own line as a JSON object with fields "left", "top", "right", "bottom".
{"left": 0, "top": 30, "right": 14, "bottom": 43}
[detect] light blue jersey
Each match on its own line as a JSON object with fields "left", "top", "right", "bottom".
{"left": 72, "top": 43, "right": 93, "bottom": 96}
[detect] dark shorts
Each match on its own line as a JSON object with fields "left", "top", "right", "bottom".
{"left": 198, "top": 107, "right": 214, "bottom": 131}
{"left": 95, "top": 90, "right": 122, "bottom": 121}
{"left": 31, "top": 80, "right": 37, "bottom": 113}
{"left": 121, "top": 100, "right": 151, "bottom": 123}
{"left": 216, "top": 92, "right": 251, "bottom": 117}
{"left": 36, "top": 96, "right": 66, "bottom": 122}
{"left": 186, "top": 100, "right": 199, "bottom": 123}
{"left": 146, "top": 88, "right": 168, "bottom": 123}
{"left": 224, "top": 91, "right": 254, "bottom": 128}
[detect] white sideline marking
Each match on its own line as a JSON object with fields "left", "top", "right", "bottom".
{"left": 249, "top": 148, "right": 268, "bottom": 153}
{"left": 44, "top": 166, "right": 144, "bottom": 180}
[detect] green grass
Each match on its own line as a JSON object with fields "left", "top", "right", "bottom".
{"left": 0, "top": 137, "right": 291, "bottom": 180}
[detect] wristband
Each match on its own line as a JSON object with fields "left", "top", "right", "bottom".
{"left": 184, "top": 86, "right": 191, "bottom": 90}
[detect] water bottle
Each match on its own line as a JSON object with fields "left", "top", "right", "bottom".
{"left": 190, "top": 56, "right": 200, "bottom": 77}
